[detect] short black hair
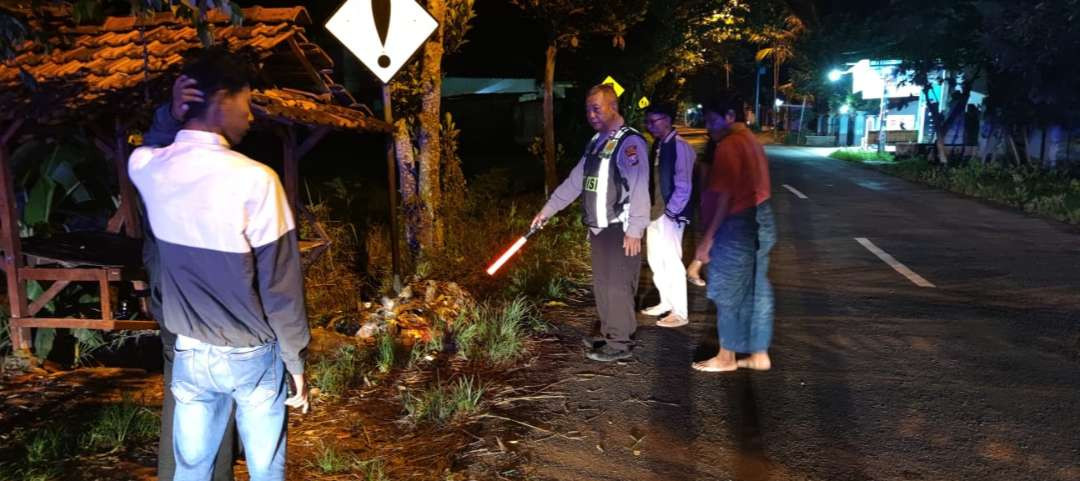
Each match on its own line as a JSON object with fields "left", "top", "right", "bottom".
{"left": 587, "top": 84, "right": 619, "bottom": 107}
{"left": 180, "top": 45, "right": 256, "bottom": 121}
{"left": 702, "top": 95, "right": 746, "bottom": 122}
{"left": 644, "top": 102, "right": 676, "bottom": 121}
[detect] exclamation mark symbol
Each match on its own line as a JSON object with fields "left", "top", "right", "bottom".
{"left": 373, "top": 0, "right": 391, "bottom": 68}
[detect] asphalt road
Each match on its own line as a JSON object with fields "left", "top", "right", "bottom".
{"left": 512, "top": 145, "right": 1080, "bottom": 481}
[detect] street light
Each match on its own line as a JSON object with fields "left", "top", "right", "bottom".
{"left": 839, "top": 104, "right": 851, "bottom": 115}
{"left": 775, "top": 98, "right": 784, "bottom": 107}
{"left": 829, "top": 65, "right": 887, "bottom": 154}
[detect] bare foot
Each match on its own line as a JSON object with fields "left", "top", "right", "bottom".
{"left": 691, "top": 355, "right": 738, "bottom": 372}
{"left": 656, "top": 314, "right": 688, "bottom": 328}
{"left": 687, "top": 260, "right": 706, "bottom": 287}
{"left": 736, "top": 352, "right": 772, "bottom": 371}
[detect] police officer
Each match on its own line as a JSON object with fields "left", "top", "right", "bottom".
{"left": 532, "top": 84, "right": 651, "bottom": 362}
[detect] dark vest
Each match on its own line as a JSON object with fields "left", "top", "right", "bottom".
{"left": 582, "top": 126, "right": 643, "bottom": 229}
{"left": 652, "top": 132, "right": 692, "bottom": 222}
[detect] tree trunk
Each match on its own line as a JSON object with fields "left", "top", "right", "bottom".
{"left": 543, "top": 43, "right": 558, "bottom": 195}
{"left": 417, "top": 0, "right": 446, "bottom": 251}
{"left": 797, "top": 96, "right": 807, "bottom": 145}
{"left": 932, "top": 71, "right": 978, "bottom": 166}
{"left": 1007, "top": 130, "right": 1023, "bottom": 166}
{"left": 933, "top": 93, "right": 968, "bottom": 165}
{"left": 772, "top": 56, "right": 780, "bottom": 128}
{"left": 1021, "top": 125, "right": 1033, "bottom": 165}
{"left": 394, "top": 118, "right": 419, "bottom": 249}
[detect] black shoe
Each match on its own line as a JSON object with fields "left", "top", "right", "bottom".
{"left": 582, "top": 336, "right": 606, "bottom": 349}
{"left": 586, "top": 345, "right": 632, "bottom": 362}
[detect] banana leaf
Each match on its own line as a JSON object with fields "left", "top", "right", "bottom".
{"left": 34, "top": 327, "right": 56, "bottom": 360}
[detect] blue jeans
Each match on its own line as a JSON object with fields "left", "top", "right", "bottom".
{"left": 705, "top": 201, "right": 776, "bottom": 353}
{"left": 171, "top": 335, "right": 287, "bottom": 481}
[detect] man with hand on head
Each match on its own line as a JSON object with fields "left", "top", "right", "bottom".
{"left": 142, "top": 74, "right": 236, "bottom": 481}
{"left": 130, "top": 46, "right": 310, "bottom": 481}
{"left": 532, "top": 83, "right": 650, "bottom": 362}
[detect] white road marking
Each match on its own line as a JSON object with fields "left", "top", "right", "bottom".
{"left": 782, "top": 184, "right": 809, "bottom": 199}
{"left": 854, "top": 237, "right": 936, "bottom": 288}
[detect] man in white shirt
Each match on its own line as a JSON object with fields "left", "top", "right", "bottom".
{"left": 641, "top": 103, "right": 695, "bottom": 328}
{"left": 130, "top": 47, "right": 309, "bottom": 481}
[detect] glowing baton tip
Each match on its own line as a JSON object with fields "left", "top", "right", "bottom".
{"left": 486, "top": 236, "right": 529, "bottom": 276}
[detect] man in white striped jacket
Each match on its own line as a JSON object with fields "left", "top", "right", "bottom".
{"left": 130, "top": 47, "right": 309, "bottom": 481}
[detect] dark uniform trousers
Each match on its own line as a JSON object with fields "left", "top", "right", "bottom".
{"left": 589, "top": 224, "right": 641, "bottom": 351}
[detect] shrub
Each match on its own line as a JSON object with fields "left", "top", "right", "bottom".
{"left": 79, "top": 398, "right": 159, "bottom": 452}
{"left": 456, "top": 297, "right": 538, "bottom": 365}
{"left": 871, "top": 158, "right": 1080, "bottom": 224}
{"left": 403, "top": 376, "right": 485, "bottom": 425}
{"left": 829, "top": 148, "right": 895, "bottom": 163}
{"left": 309, "top": 442, "right": 355, "bottom": 474}
{"left": 375, "top": 330, "right": 397, "bottom": 374}
{"left": 310, "top": 344, "right": 368, "bottom": 397}
{"left": 364, "top": 169, "right": 591, "bottom": 301}
{"left": 300, "top": 202, "right": 364, "bottom": 329}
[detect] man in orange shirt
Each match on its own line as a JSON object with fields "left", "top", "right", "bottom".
{"left": 691, "top": 97, "right": 777, "bottom": 372}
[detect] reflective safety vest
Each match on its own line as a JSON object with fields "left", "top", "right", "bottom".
{"left": 581, "top": 126, "right": 644, "bottom": 230}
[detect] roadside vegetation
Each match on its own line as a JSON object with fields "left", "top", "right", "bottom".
{"left": 829, "top": 148, "right": 895, "bottom": 163}
{"left": 831, "top": 149, "right": 1080, "bottom": 224}
{"left": 0, "top": 397, "right": 158, "bottom": 480}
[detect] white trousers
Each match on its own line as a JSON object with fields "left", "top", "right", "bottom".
{"left": 645, "top": 216, "right": 688, "bottom": 319}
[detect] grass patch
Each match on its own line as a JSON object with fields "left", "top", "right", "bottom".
{"left": 375, "top": 330, "right": 397, "bottom": 374}
{"left": 306, "top": 442, "right": 389, "bottom": 479}
{"left": 0, "top": 464, "right": 62, "bottom": 481}
{"left": 877, "top": 158, "right": 1080, "bottom": 224}
{"left": 456, "top": 297, "right": 537, "bottom": 365}
{"left": 79, "top": 397, "right": 159, "bottom": 452}
{"left": 356, "top": 457, "right": 390, "bottom": 481}
{"left": 24, "top": 427, "right": 65, "bottom": 464}
{"left": 829, "top": 148, "right": 895, "bottom": 163}
{"left": 310, "top": 344, "right": 369, "bottom": 397}
{"left": 0, "top": 397, "right": 158, "bottom": 481}
{"left": 309, "top": 442, "right": 356, "bottom": 474}
{"left": 403, "top": 376, "right": 485, "bottom": 425}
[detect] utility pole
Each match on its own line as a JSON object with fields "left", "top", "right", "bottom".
{"left": 754, "top": 65, "right": 764, "bottom": 127}
{"left": 878, "top": 70, "right": 888, "bottom": 154}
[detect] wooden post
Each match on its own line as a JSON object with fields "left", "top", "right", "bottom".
{"left": 281, "top": 125, "right": 330, "bottom": 222}
{"left": 0, "top": 119, "right": 30, "bottom": 351}
{"left": 382, "top": 84, "right": 401, "bottom": 290}
{"left": 281, "top": 126, "right": 299, "bottom": 215}
{"left": 113, "top": 118, "right": 141, "bottom": 238}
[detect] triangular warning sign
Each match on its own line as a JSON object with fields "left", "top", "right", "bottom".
{"left": 327, "top": 0, "right": 438, "bottom": 84}
{"left": 602, "top": 75, "right": 625, "bottom": 97}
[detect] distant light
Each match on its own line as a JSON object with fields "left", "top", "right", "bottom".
{"left": 828, "top": 69, "right": 844, "bottom": 82}
{"left": 839, "top": 104, "right": 851, "bottom": 114}
{"left": 696, "top": 104, "right": 703, "bottom": 109}
{"left": 775, "top": 98, "right": 784, "bottom": 107}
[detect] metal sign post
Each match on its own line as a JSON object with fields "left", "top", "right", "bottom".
{"left": 327, "top": 0, "right": 438, "bottom": 288}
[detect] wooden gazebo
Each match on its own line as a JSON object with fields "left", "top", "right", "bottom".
{"left": 0, "top": 6, "right": 391, "bottom": 354}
